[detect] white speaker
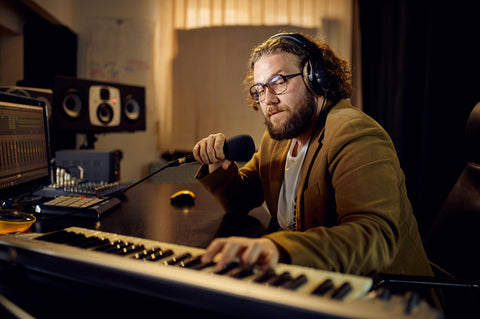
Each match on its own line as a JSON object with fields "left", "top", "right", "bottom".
{"left": 88, "top": 85, "right": 121, "bottom": 127}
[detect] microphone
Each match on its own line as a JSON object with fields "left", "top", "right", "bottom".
{"left": 169, "top": 134, "right": 256, "bottom": 167}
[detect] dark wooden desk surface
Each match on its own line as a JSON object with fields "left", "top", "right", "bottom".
{"left": 0, "top": 182, "right": 272, "bottom": 318}
{"left": 31, "top": 182, "right": 271, "bottom": 249}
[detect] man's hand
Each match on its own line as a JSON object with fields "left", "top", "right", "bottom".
{"left": 201, "top": 236, "right": 280, "bottom": 271}
{"left": 193, "top": 133, "right": 231, "bottom": 172}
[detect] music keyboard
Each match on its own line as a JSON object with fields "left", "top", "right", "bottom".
{"left": 0, "top": 227, "right": 443, "bottom": 319}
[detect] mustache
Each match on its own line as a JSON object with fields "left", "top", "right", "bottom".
{"left": 267, "top": 106, "right": 286, "bottom": 117}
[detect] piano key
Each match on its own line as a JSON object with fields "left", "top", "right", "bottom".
{"left": 30, "top": 227, "right": 375, "bottom": 302}
{"left": 60, "top": 233, "right": 89, "bottom": 246}
{"left": 178, "top": 255, "right": 202, "bottom": 268}
{"left": 0, "top": 226, "right": 445, "bottom": 319}
{"left": 35, "top": 230, "right": 77, "bottom": 244}
{"left": 132, "top": 248, "right": 158, "bottom": 260}
{"left": 330, "top": 282, "right": 352, "bottom": 300}
{"left": 404, "top": 291, "right": 420, "bottom": 314}
{"left": 266, "top": 271, "right": 292, "bottom": 286}
{"left": 253, "top": 268, "right": 276, "bottom": 283}
{"left": 92, "top": 239, "right": 123, "bottom": 252}
{"left": 311, "top": 279, "right": 334, "bottom": 296}
{"left": 229, "top": 264, "right": 255, "bottom": 279}
{"left": 114, "top": 244, "right": 146, "bottom": 256}
{"left": 280, "top": 274, "right": 308, "bottom": 290}
{"left": 144, "top": 249, "right": 174, "bottom": 261}
{"left": 165, "top": 253, "right": 192, "bottom": 265}
{"left": 76, "top": 236, "right": 109, "bottom": 248}
{"left": 214, "top": 261, "right": 240, "bottom": 275}
{"left": 189, "top": 259, "right": 215, "bottom": 270}
{"left": 94, "top": 240, "right": 129, "bottom": 253}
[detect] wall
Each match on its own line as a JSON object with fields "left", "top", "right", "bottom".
{"left": 0, "top": 0, "right": 77, "bottom": 86}
{"left": 30, "top": 0, "right": 77, "bottom": 32}
{"left": 76, "top": 0, "right": 160, "bottom": 183}
{"left": 0, "top": 0, "right": 25, "bottom": 86}
{"left": 172, "top": 25, "right": 317, "bottom": 150}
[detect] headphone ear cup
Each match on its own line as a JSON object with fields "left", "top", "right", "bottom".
{"left": 303, "top": 59, "right": 329, "bottom": 96}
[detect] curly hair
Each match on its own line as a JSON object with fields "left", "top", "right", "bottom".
{"left": 244, "top": 33, "right": 352, "bottom": 111}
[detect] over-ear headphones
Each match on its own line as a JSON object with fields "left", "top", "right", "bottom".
{"left": 269, "top": 33, "right": 329, "bottom": 96}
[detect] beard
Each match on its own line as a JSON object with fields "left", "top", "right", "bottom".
{"left": 265, "top": 93, "right": 317, "bottom": 140}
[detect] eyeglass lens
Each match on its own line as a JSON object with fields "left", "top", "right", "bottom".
{"left": 251, "top": 75, "right": 287, "bottom": 102}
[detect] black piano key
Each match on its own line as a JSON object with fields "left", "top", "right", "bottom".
{"left": 92, "top": 240, "right": 122, "bottom": 252}
{"left": 253, "top": 268, "right": 276, "bottom": 283}
{"left": 178, "top": 255, "right": 200, "bottom": 267}
{"left": 76, "top": 236, "right": 109, "bottom": 249}
{"left": 114, "top": 244, "right": 146, "bottom": 256}
{"left": 94, "top": 240, "right": 129, "bottom": 253}
{"left": 280, "top": 274, "right": 308, "bottom": 290}
{"left": 375, "top": 287, "right": 391, "bottom": 300}
{"left": 132, "top": 248, "right": 153, "bottom": 260}
{"left": 214, "top": 262, "right": 240, "bottom": 275}
{"left": 404, "top": 291, "right": 420, "bottom": 314}
{"left": 184, "top": 254, "right": 216, "bottom": 270}
{"left": 60, "top": 233, "right": 88, "bottom": 246}
{"left": 229, "top": 264, "right": 255, "bottom": 279}
{"left": 330, "top": 282, "right": 352, "bottom": 300}
{"left": 36, "top": 230, "right": 77, "bottom": 244}
{"left": 35, "top": 230, "right": 67, "bottom": 243}
{"left": 165, "top": 253, "right": 192, "bottom": 265}
{"left": 311, "top": 279, "right": 334, "bottom": 296}
{"left": 189, "top": 259, "right": 215, "bottom": 270}
{"left": 144, "top": 249, "right": 174, "bottom": 261}
{"left": 36, "top": 231, "right": 116, "bottom": 251}
{"left": 266, "top": 271, "right": 292, "bottom": 286}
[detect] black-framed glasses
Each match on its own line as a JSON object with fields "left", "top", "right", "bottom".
{"left": 249, "top": 73, "right": 302, "bottom": 103}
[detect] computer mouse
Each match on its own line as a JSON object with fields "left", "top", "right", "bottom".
{"left": 170, "top": 190, "right": 195, "bottom": 206}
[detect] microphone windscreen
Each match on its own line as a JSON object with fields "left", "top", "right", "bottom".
{"left": 224, "top": 134, "right": 255, "bottom": 161}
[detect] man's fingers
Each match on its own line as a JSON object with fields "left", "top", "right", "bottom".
{"left": 193, "top": 133, "right": 227, "bottom": 164}
{"left": 201, "top": 237, "right": 280, "bottom": 271}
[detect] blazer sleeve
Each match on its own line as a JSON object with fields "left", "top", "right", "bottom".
{"left": 195, "top": 153, "right": 265, "bottom": 215}
{"left": 265, "top": 108, "right": 413, "bottom": 276}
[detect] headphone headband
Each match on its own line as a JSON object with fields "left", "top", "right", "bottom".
{"left": 270, "top": 33, "right": 317, "bottom": 52}
{"left": 269, "top": 33, "right": 328, "bottom": 96}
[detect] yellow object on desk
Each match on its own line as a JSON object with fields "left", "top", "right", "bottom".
{"left": 0, "top": 209, "right": 36, "bottom": 234}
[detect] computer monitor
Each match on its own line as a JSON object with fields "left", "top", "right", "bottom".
{"left": 0, "top": 92, "right": 51, "bottom": 201}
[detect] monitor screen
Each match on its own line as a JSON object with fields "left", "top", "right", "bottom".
{"left": 0, "top": 92, "right": 50, "bottom": 201}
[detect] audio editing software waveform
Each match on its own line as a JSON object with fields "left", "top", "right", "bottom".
{"left": 0, "top": 102, "right": 49, "bottom": 190}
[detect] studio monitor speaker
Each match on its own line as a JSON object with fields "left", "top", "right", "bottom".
{"left": 53, "top": 76, "right": 146, "bottom": 133}
{"left": 0, "top": 85, "right": 76, "bottom": 152}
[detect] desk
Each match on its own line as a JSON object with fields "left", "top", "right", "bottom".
{"left": 0, "top": 184, "right": 444, "bottom": 318}
{"left": 0, "top": 182, "right": 272, "bottom": 318}
{"left": 31, "top": 182, "right": 271, "bottom": 249}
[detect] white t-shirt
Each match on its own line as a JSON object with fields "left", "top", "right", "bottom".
{"left": 277, "top": 139, "right": 310, "bottom": 230}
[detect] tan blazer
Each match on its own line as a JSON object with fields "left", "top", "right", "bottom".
{"left": 197, "top": 99, "right": 433, "bottom": 278}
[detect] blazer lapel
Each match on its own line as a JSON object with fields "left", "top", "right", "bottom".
{"left": 266, "top": 140, "right": 290, "bottom": 219}
{"left": 296, "top": 100, "right": 334, "bottom": 230}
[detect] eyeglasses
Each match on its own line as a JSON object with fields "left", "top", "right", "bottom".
{"left": 249, "top": 73, "right": 302, "bottom": 103}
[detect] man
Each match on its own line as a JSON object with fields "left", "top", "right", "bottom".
{"left": 192, "top": 33, "right": 434, "bottom": 282}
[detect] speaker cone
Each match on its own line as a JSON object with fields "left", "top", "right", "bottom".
{"left": 124, "top": 95, "right": 141, "bottom": 121}
{"left": 62, "top": 91, "right": 82, "bottom": 119}
{"left": 97, "top": 103, "right": 114, "bottom": 124}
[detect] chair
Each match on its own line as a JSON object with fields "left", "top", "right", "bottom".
{"left": 375, "top": 101, "right": 480, "bottom": 318}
